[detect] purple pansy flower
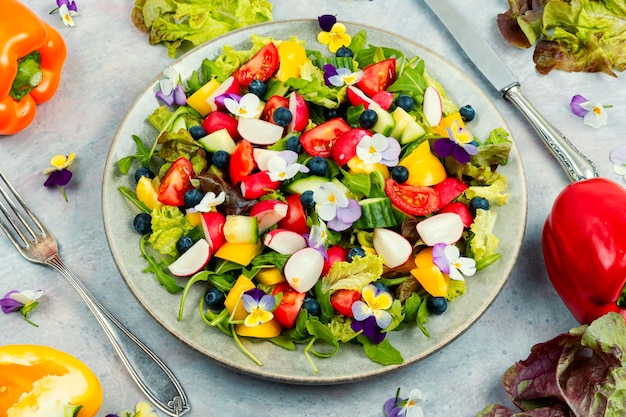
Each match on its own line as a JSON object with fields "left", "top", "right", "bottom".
{"left": 433, "top": 121, "right": 478, "bottom": 164}
{"left": 351, "top": 315, "right": 386, "bottom": 344}
{"left": 42, "top": 153, "right": 75, "bottom": 202}
{"left": 317, "top": 14, "right": 337, "bottom": 32}
{"left": 570, "top": 94, "right": 610, "bottom": 128}
{"left": 156, "top": 67, "right": 187, "bottom": 107}
{"left": 1, "top": 289, "right": 43, "bottom": 326}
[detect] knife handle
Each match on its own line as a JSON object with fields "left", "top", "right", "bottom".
{"left": 504, "top": 84, "right": 598, "bottom": 182}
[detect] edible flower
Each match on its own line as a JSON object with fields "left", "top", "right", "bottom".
{"left": 42, "top": 152, "right": 75, "bottom": 202}
{"left": 193, "top": 191, "right": 225, "bottom": 212}
{"left": 224, "top": 92, "right": 261, "bottom": 118}
{"left": 432, "top": 120, "right": 478, "bottom": 164}
{"left": 0, "top": 289, "right": 43, "bottom": 326}
{"left": 304, "top": 220, "right": 329, "bottom": 259}
{"left": 400, "top": 389, "right": 426, "bottom": 417}
{"left": 383, "top": 389, "right": 406, "bottom": 417}
{"left": 352, "top": 284, "right": 393, "bottom": 329}
{"left": 609, "top": 145, "right": 626, "bottom": 181}
{"left": 313, "top": 182, "right": 361, "bottom": 231}
{"left": 431, "top": 243, "right": 476, "bottom": 281}
{"left": 323, "top": 64, "right": 363, "bottom": 87}
{"left": 241, "top": 288, "right": 275, "bottom": 327}
{"left": 356, "top": 133, "right": 401, "bottom": 166}
{"left": 267, "top": 150, "right": 309, "bottom": 182}
{"left": 570, "top": 94, "right": 610, "bottom": 128}
{"left": 156, "top": 66, "right": 186, "bottom": 107}
{"left": 105, "top": 401, "right": 158, "bottom": 417}
{"left": 317, "top": 15, "right": 351, "bottom": 53}
{"left": 50, "top": 0, "right": 78, "bottom": 27}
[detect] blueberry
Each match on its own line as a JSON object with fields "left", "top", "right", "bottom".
{"left": 427, "top": 297, "right": 448, "bottom": 315}
{"left": 469, "top": 197, "right": 490, "bottom": 215}
{"left": 335, "top": 46, "right": 354, "bottom": 58}
{"left": 248, "top": 79, "right": 266, "bottom": 97}
{"left": 396, "top": 94, "right": 415, "bottom": 112}
{"left": 391, "top": 166, "right": 409, "bottom": 183}
{"left": 183, "top": 188, "right": 204, "bottom": 209}
{"left": 302, "top": 297, "right": 321, "bottom": 317}
{"left": 273, "top": 107, "right": 293, "bottom": 127}
{"left": 204, "top": 287, "right": 226, "bottom": 312}
{"left": 359, "top": 109, "right": 378, "bottom": 129}
{"left": 300, "top": 190, "right": 315, "bottom": 207}
{"left": 285, "top": 135, "right": 302, "bottom": 153}
{"left": 459, "top": 104, "right": 476, "bottom": 122}
{"left": 307, "top": 156, "right": 329, "bottom": 177}
{"left": 176, "top": 236, "right": 194, "bottom": 254}
{"left": 134, "top": 167, "right": 154, "bottom": 183}
{"left": 188, "top": 125, "right": 207, "bottom": 140}
{"left": 347, "top": 246, "right": 366, "bottom": 262}
{"left": 212, "top": 150, "right": 230, "bottom": 169}
{"left": 133, "top": 213, "right": 152, "bottom": 235}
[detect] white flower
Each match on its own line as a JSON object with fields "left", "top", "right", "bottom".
{"left": 356, "top": 133, "right": 401, "bottom": 166}
{"left": 580, "top": 100, "right": 608, "bottom": 128}
{"left": 401, "top": 389, "right": 425, "bottom": 417}
{"left": 308, "top": 220, "right": 328, "bottom": 248}
{"left": 10, "top": 290, "right": 43, "bottom": 306}
{"left": 224, "top": 93, "right": 261, "bottom": 118}
{"left": 267, "top": 151, "right": 309, "bottom": 182}
{"left": 442, "top": 244, "right": 476, "bottom": 281}
{"left": 194, "top": 191, "right": 226, "bottom": 212}
{"left": 328, "top": 68, "right": 363, "bottom": 87}
{"left": 313, "top": 182, "right": 349, "bottom": 221}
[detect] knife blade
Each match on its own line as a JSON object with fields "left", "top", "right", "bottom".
{"left": 422, "top": 0, "right": 598, "bottom": 182}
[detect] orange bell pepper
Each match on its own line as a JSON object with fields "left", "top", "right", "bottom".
{"left": 0, "top": 0, "right": 67, "bottom": 135}
{"left": 0, "top": 344, "right": 103, "bottom": 417}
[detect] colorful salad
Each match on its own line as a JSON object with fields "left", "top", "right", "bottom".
{"left": 117, "top": 16, "right": 513, "bottom": 371}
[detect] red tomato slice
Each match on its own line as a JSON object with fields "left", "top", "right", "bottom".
{"left": 356, "top": 58, "right": 397, "bottom": 98}
{"left": 229, "top": 140, "right": 256, "bottom": 184}
{"left": 299, "top": 118, "right": 351, "bottom": 158}
{"left": 277, "top": 193, "right": 309, "bottom": 235}
{"left": 233, "top": 43, "right": 280, "bottom": 87}
{"left": 157, "top": 157, "right": 195, "bottom": 206}
{"left": 330, "top": 289, "right": 362, "bottom": 318}
{"left": 272, "top": 282, "right": 306, "bottom": 329}
{"left": 432, "top": 177, "right": 469, "bottom": 209}
{"left": 384, "top": 178, "right": 439, "bottom": 216}
{"left": 261, "top": 95, "right": 289, "bottom": 123}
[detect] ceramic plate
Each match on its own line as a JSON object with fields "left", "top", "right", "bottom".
{"left": 103, "top": 20, "right": 527, "bottom": 385}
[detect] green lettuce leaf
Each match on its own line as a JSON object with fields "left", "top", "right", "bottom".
{"left": 321, "top": 253, "right": 384, "bottom": 293}
{"left": 469, "top": 209, "right": 499, "bottom": 262}
{"left": 148, "top": 205, "right": 193, "bottom": 257}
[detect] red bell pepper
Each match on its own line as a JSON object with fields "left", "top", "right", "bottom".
{"left": 542, "top": 178, "right": 626, "bottom": 324}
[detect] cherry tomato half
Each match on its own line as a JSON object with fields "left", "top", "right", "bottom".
{"left": 157, "top": 157, "right": 195, "bottom": 206}
{"left": 330, "top": 289, "right": 362, "bottom": 318}
{"left": 229, "top": 140, "right": 256, "bottom": 184}
{"left": 299, "top": 118, "right": 351, "bottom": 158}
{"left": 356, "top": 58, "right": 397, "bottom": 98}
{"left": 272, "top": 282, "right": 306, "bottom": 329}
{"left": 384, "top": 178, "right": 439, "bottom": 216}
{"left": 277, "top": 193, "right": 309, "bottom": 235}
{"left": 233, "top": 43, "right": 280, "bottom": 86}
{"left": 261, "top": 95, "right": 289, "bottom": 123}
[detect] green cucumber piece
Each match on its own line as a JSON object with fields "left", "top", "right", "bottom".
{"left": 390, "top": 107, "right": 426, "bottom": 144}
{"left": 197, "top": 129, "right": 236, "bottom": 154}
{"left": 263, "top": 78, "right": 289, "bottom": 99}
{"left": 353, "top": 197, "right": 399, "bottom": 229}
{"left": 223, "top": 215, "right": 259, "bottom": 244}
{"left": 314, "top": 56, "right": 355, "bottom": 70}
{"left": 284, "top": 175, "right": 329, "bottom": 194}
{"left": 371, "top": 106, "right": 395, "bottom": 136}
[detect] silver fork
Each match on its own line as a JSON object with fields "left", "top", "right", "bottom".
{"left": 0, "top": 171, "right": 190, "bottom": 417}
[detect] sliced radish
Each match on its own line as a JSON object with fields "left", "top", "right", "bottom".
{"left": 288, "top": 91, "right": 310, "bottom": 132}
{"left": 416, "top": 212, "right": 464, "bottom": 246}
{"left": 201, "top": 211, "right": 226, "bottom": 251}
{"left": 168, "top": 238, "right": 211, "bottom": 277}
{"left": 264, "top": 229, "right": 307, "bottom": 255}
{"left": 346, "top": 85, "right": 378, "bottom": 109}
{"left": 372, "top": 228, "right": 412, "bottom": 268}
{"left": 252, "top": 148, "right": 281, "bottom": 171}
{"left": 249, "top": 199, "right": 288, "bottom": 232}
{"left": 423, "top": 86, "right": 443, "bottom": 127}
{"left": 284, "top": 248, "right": 324, "bottom": 292}
{"left": 206, "top": 76, "right": 239, "bottom": 113}
{"left": 237, "top": 117, "right": 284, "bottom": 145}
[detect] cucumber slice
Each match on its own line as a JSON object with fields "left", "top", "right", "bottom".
{"left": 284, "top": 175, "right": 329, "bottom": 194}
{"left": 223, "top": 215, "right": 259, "bottom": 244}
{"left": 353, "top": 197, "right": 399, "bottom": 229}
{"left": 390, "top": 107, "right": 426, "bottom": 144}
{"left": 197, "top": 129, "right": 237, "bottom": 154}
{"left": 371, "top": 106, "right": 395, "bottom": 136}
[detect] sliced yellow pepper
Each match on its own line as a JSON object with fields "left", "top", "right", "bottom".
{"left": 276, "top": 40, "right": 307, "bottom": 81}
{"left": 214, "top": 241, "right": 262, "bottom": 266}
{"left": 255, "top": 267, "right": 285, "bottom": 286}
{"left": 410, "top": 248, "right": 449, "bottom": 297}
{"left": 135, "top": 176, "right": 162, "bottom": 211}
{"left": 235, "top": 318, "right": 282, "bottom": 338}
{"left": 0, "top": 344, "right": 103, "bottom": 417}
{"left": 224, "top": 274, "right": 256, "bottom": 321}
{"left": 347, "top": 156, "right": 390, "bottom": 178}
{"left": 186, "top": 78, "right": 220, "bottom": 116}
{"left": 398, "top": 140, "right": 447, "bottom": 187}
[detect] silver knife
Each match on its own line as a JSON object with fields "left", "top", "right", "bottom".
{"left": 422, "top": 0, "right": 598, "bottom": 182}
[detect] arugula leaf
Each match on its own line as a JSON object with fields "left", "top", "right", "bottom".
{"left": 388, "top": 61, "right": 427, "bottom": 99}
{"left": 139, "top": 235, "right": 182, "bottom": 294}
{"left": 357, "top": 335, "right": 404, "bottom": 365}
{"left": 305, "top": 319, "right": 340, "bottom": 358}
{"left": 117, "top": 135, "right": 153, "bottom": 175}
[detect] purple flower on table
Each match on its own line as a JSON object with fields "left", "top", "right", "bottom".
{"left": 383, "top": 393, "right": 406, "bottom": 417}
{"left": 317, "top": 15, "right": 351, "bottom": 53}
{"left": 105, "top": 401, "right": 158, "bottom": 417}
{"left": 0, "top": 289, "right": 43, "bottom": 326}
{"left": 156, "top": 67, "right": 186, "bottom": 107}
{"left": 433, "top": 120, "right": 478, "bottom": 164}
{"left": 42, "top": 152, "right": 75, "bottom": 202}
{"left": 52, "top": 0, "right": 78, "bottom": 27}
{"left": 610, "top": 145, "right": 626, "bottom": 181}
{"left": 570, "top": 94, "right": 610, "bottom": 128}
{"left": 317, "top": 14, "right": 337, "bottom": 32}
{"left": 323, "top": 64, "right": 363, "bottom": 87}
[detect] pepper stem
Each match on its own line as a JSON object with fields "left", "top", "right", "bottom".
{"left": 11, "top": 52, "right": 43, "bottom": 101}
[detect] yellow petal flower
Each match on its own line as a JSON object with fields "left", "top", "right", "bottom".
{"left": 318, "top": 23, "right": 351, "bottom": 53}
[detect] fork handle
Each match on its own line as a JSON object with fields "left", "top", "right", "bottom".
{"left": 46, "top": 254, "right": 190, "bottom": 417}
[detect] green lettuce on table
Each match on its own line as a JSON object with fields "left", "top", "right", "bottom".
{"left": 131, "top": 0, "right": 273, "bottom": 57}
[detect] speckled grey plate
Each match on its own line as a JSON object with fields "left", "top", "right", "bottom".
{"left": 103, "top": 20, "right": 527, "bottom": 385}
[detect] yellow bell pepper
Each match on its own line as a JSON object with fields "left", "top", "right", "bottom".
{"left": 0, "top": 344, "right": 103, "bottom": 417}
{"left": 214, "top": 241, "right": 262, "bottom": 266}
{"left": 135, "top": 176, "right": 162, "bottom": 210}
{"left": 235, "top": 318, "right": 282, "bottom": 338}
{"left": 347, "top": 156, "right": 390, "bottom": 178}
{"left": 255, "top": 267, "right": 285, "bottom": 286}
{"left": 186, "top": 78, "right": 220, "bottom": 116}
{"left": 276, "top": 40, "right": 307, "bottom": 82}
{"left": 224, "top": 274, "right": 256, "bottom": 321}
{"left": 410, "top": 248, "right": 449, "bottom": 297}
{"left": 398, "top": 140, "right": 447, "bottom": 187}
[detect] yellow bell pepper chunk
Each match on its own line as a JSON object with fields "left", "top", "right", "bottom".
{"left": 235, "top": 318, "right": 282, "bottom": 338}
{"left": 347, "top": 156, "right": 390, "bottom": 178}
{"left": 410, "top": 248, "right": 449, "bottom": 297}
{"left": 255, "top": 267, "right": 285, "bottom": 285}
{"left": 224, "top": 274, "right": 256, "bottom": 321}
{"left": 398, "top": 140, "right": 447, "bottom": 187}
{"left": 214, "top": 241, "right": 262, "bottom": 266}
{"left": 432, "top": 112, "right": 465, "bottom": 138}
{"left": 276, "top": 40, "right": 307, "bottom": 82}
{"left": 135, "top": 176, "right": 162, "bottom": 211}
{"left": 185, "top": 210, "right": 202, "bottom": 228}
{"left": 0, "top": 344, "right": 103, "bottom": 417}
{"left": 186, "top": 78, "right": 220, "bottom": 116}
